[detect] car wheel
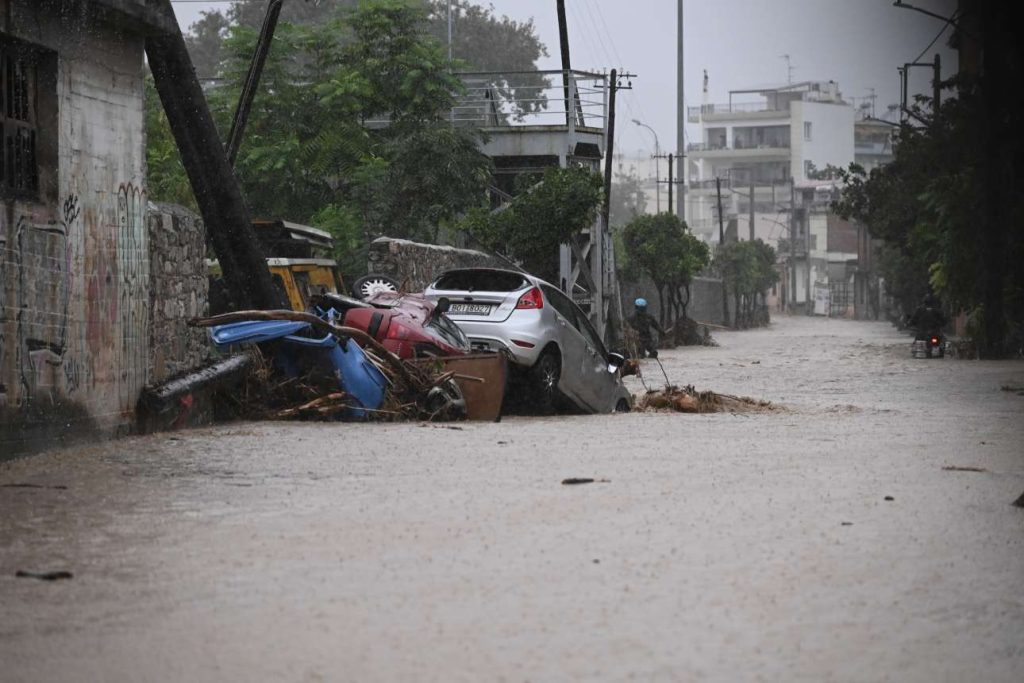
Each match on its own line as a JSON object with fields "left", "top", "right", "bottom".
{"left": 531, "top": 349, "right": 561, "bottom": 415}
{"left": 615, "top": 398, "right": 631, "bottom": 413}
{"left": 352, "top": 273, "right": 400, "bottom": 300}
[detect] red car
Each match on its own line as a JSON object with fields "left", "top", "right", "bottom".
{"left": 312, "top": 292, "right": 470, "bottom": 359}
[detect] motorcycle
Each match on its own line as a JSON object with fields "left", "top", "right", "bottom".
{"left": 911, "top": 331, "right": 945, "bottom": 359}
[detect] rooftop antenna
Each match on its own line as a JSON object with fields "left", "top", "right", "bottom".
{"left": 779, "top": 54, "right": 793, "bottom": 84}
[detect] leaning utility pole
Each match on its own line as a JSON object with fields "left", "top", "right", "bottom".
{"left": 146, "top": 0, "right": 281, "bottom": 311}
{"left": 225, "top": 0, "right": 283, "bottom": 167}
{"left": 556, "top": 0, "right": 583, "bottom": 126}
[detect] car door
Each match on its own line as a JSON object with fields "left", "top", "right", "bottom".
{"left": 539, "top": 285, "right": 591, "bottom": 406}
{"left": 567, "top": 298, "right": 622, "bottom": 412}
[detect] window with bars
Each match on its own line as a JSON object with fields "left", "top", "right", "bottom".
{"left": 1, "top": 36, "right": 50, "bottom": 199}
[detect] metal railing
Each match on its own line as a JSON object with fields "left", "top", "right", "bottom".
{"left": 687, "top": 101, "right": 788, "bottom": 120}
{"left": 452, "top": 69, "right": 607, "bottom": 130}
{"left": 687, "top": 141, "right": 790, "bottom": 153}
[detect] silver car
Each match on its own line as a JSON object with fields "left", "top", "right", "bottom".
{"left": 423, "top": 268, "right": 632, "bottom": 414}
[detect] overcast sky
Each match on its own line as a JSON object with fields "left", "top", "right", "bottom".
{"left": 170, "top": 0, "right": 959, "bottom": 158}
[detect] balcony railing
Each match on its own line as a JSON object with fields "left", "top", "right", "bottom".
{"left": 688, "top": 141, "right": 790, "bottom": 153}
{"left": 687, "top": 101, "right": 788, "bottom": 121}
{"left": 451, "top": 69, "right": 607, "bottom": 131}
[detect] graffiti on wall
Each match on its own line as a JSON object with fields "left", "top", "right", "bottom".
{"left": 116, "top": 182, "right": 148, "bottom": 412}
{"left": 14, "top": 198, "right": 74, "bottom": 400}
{"left": 1, "top": 182, "right": 149, "bottom": 418}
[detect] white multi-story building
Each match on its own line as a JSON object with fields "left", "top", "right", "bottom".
{"left": 684, "top": 81, "right": 855, "bottom": 243}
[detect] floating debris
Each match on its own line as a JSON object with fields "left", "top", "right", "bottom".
{"left": 636, "top": 384, "right": 775, "bottom": 414}
{"left": 16, "top": 570, "right": 73, "bottom": 581}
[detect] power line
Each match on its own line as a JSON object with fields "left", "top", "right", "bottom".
{"left": 910, "top": 9, "right": 958, "bottom": 65}
{"left": 570, "top": 0, "right": 654, "bottom": 156}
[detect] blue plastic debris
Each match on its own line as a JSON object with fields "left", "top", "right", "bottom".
{"left": 210, "top": 320, "right": 386, "bottom": 417}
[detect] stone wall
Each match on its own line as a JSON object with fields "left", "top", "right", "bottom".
{"left": 366, "top": 237, "right": 505, "bottom": 291}
{"left": 147, "top": 204, "right": 209, "bottom": 385}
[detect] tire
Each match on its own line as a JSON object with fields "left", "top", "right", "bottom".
{"left": 352, "top": 273, "right": 400, "bottom": 301}
{"left": 530, "top": 349, "right": 561, "bottom": 415}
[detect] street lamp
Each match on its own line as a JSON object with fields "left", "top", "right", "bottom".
{"left": 632, "top": 119, "right": 660, "bottom": 213}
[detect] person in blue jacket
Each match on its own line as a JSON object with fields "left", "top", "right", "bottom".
{"left": 627, "top": 298, "right": 664, "bottom": 359}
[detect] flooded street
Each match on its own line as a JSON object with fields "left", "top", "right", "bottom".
{"left": 2, "top": 315, "right": 1022, "bottom": 681}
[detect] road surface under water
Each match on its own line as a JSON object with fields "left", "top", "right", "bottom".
{"left": 1, "top": 315, "right": 1022, "bottom": 681}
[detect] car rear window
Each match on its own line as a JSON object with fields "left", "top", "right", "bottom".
{"left": 432, "top": 270, "right": 527, "bottom": 292}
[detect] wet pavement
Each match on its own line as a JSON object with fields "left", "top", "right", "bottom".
{"left": 2, "top": 315, "right": 1023, "bottom": 681}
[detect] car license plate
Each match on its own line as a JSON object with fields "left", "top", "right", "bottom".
{"left": 450, "top": 303, "right": 491, "bottom": 315}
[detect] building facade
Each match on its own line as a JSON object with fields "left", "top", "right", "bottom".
{"left": 680, "top": 80, "right": 896, "bottom": 318}
{"left": 684, "top": 80, "right": 855, "bottom": 243}
{"left": 0, "top": 1, "right": 181, "bottom": 453}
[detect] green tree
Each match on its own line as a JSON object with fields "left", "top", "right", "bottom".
{"left": 622, "top": 213, "right": 710, "bottom": 327}
{"left": 833, "top": 62, "right": 1024, "bottom": 355}
{"left": 424, "top": 0, "right": 549, "bottom": 121}
{"left": 713, "top": 239, "right": 777, "bottom": 328}
{"left": 185, "top": 0, "right": 549, "bottom": 120}
{"left": 151, "top": 0, "right": 494, "bottom": 275}
{"left": 458, "top": 165, "right": 603, "bottom": 283}
{"left": 144, "top": 77, "right": 195, "bottom": 210}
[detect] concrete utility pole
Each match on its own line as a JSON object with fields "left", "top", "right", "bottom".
{"left": 790, "top": 178, "right": 798, "bottom": 313}
{"left": 676, "top": 0, "right": 685, "bottom": 219}
{"left": 805, "top": 190, "right": 812, "bottom": 315}
{"left": 716, "top": 177, "right": 725, "bottom": 245}
{"left": 601, "top": 69, "right": 620, "bottom": 240}
{"left": 146, "top": 0, "right": 281, "bottom": 311}
{"left": 749, "top": 179, "right": 755, "bottom": 241}
{"left": 716, "top": 176, "right": 729, "bottom": 325}
{"left": 667, "top": 153, "right": 674, "bottom": 215}
{"left": 900, "top": 55, "right": 942, "bottom": 126}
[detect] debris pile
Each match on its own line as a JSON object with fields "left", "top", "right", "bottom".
{"left": 636, "top": 384, "right": 775, "bottom": 414}
{"left": 670, "top": 318, "right": 719, "bottom": 347}
{"left": 190, "top": 310, "right": 469, "bottom": 422}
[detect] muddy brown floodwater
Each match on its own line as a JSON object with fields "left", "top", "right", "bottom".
{"left": 2, "top": 315, "right": 1023, "bottom": 681}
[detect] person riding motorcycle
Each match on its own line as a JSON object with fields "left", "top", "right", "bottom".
{"left": 627, "top": 298, "right": 664, "bottom": 359}
{"left": 908, "top": 294, "right": 946, "bottom": 341}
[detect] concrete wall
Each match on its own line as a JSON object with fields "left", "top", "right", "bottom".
{"left": 366, "top": 237, "right": 506, "bottom": 292}
{"left": 620, "top": 274, "right": 726, "bottom": 328}
{"left": 1, "top": 5, "right": 150, "bottom": 453}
